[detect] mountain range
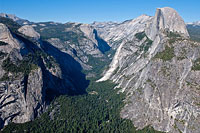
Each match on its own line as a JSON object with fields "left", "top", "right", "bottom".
{"left": 0, "top": 7, "right": 200, "bottom": 133}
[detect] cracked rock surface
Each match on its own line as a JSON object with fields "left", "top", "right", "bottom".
{"left": 97, "top": 7, "right": 200, "bottom": 133}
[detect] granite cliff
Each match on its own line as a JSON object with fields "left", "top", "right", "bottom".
{"left": 97, "top": 7, "right": 200, "bottom": 133}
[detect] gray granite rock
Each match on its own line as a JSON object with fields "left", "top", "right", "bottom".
{"left": 0, "top": 21, "right": 86, "bottom": 129}
{"left": 0, "top": 68, "right": 44, "bottom": 127}
{"left": 18, "top": 25, "right": 40, "bottom": 40}
{"left": 146, "top": 7, "right": 189, "bottom": 40}
{"left": 97, "top": 7, "right": 200, "bottom": 133}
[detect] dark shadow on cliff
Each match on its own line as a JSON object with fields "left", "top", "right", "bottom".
{"left": 40, "top": 41, "right": 89, "bottom": 101}
{"left": 14, "top": 31, "right": 89, "bottom": 103}
{"left": 93, "top": 29, "right": 111, "bottom": 53}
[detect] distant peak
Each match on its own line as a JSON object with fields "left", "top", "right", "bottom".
{"left": 0, "top": 13, "right": 19, "bottom": 21}
{"left": 0, "top": 13, "right": 31, "bottom": 25}
{"left": 187, "top": 21, "right": 200, "bottom": 26}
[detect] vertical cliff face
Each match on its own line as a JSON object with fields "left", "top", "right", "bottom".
{"left": 120, "top": 40, "right": 200, "bottom": 133}
{"left": 97, "top": 7, "right": 200, "bottom": 133}
{"left": 0, "top": 23, "right": 22, "bottom": 53}
{"left": 147, "top": 7, "right": 189, "bottom": 40}
{"left": 0, "top": 19, "right": 89, "bottom": 129}
{"left": 0, "top": 22, "right": 45, "bottom": 127}
{"left": 0, "top": 67, "right": 45, "bottom": 127}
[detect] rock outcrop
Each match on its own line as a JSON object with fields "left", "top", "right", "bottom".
{"left": 0, "top": 19, "right": 88, "bottom": 129}
{"left": 18, "top": 25, "right": 40, "bottom": 40}
{"left": 97, "top": 7, "right": 200, "bottom": 133}
{"left": 0, "top": 23, "right": 22, "bottom": 53}
{"left": 0, "top": 67, "right": 45, "bottom": 127}
{"left": 146, "top": 7, "right": 189, "bottom": 40}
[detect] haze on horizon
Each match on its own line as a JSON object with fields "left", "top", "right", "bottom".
{"left": 0, "top": 0, "right": 199, "bottom": 23}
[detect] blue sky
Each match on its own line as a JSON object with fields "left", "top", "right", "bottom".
{"left": 0, "top": 0, "right": 199, "bottom": 23}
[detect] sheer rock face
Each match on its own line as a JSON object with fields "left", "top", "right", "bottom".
{"left": 0, "top": 23, "right": 23, "bottom": 53}
{"left": 0, "top": 24, "right": 46, "bottom": 128}
{"left": 119, "top": 40, "right": 200, "bottom": 133}
{"left": 75, "top": 24, "right": 104, "bottom": 57}
{"left": 146, "top": 7, "right": 189, "bottom": 40}
{"left": 0, "top": 68, "right": 44, "bottom": 127}
{"left": 97, "top": 7, "right": 200, "bottom": 133}
{"left": 80, "top": 24, "right": 97, "bottom": 44}
{"left": 0, "top": 22, "right": 86, "bottom": 129}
